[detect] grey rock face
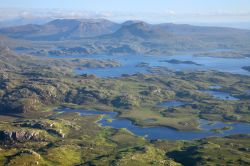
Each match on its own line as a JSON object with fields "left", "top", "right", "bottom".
{"left": 0, "top": 130, "right": 40, "bottom": 143}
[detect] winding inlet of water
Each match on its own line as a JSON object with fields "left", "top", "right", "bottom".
{"left": 55, "top": 108, "right": 250, "bottom": 141}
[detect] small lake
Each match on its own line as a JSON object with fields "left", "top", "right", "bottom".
{"left": 54, "top": 108, "right": 250, "bottom": 141}
{"left": 209, "top": 85, "right": 222, "bottom": 90}
{"left": 200, "top": 90, "right": 239, "bottom": 101}
{"left": 47, "top": 54, "right": 250, "bottom": 77}
{"left": 157, "top": 100, "right": 187, "bottom": 107}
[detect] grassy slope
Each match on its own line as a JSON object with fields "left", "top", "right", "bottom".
{"left": 0, "top": 112, "right": 181, "bottom": 166}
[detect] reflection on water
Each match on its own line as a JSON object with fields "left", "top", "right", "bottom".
{"left": 55, "top": 108, "right": 250, "bottom": 141}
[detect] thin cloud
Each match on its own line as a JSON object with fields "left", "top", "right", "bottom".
{"left": 0, "top": 8, "right": 249, "bottom": 23}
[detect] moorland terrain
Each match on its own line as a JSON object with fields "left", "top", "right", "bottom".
{"left": 0, "top": 19, "right": 250, "bottom": 166}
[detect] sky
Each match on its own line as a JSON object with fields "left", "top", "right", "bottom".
{"left": 0, "top": 0, "right": 250, "bottom": 24}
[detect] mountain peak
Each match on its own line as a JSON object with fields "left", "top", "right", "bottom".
{"left": 1, "top": 19, "right": 250, "bottom": 42}
{"left": 122, "top": 20, "right": 150, "bottom": 27}
{"left": 0, "top": 18, "right": 120, "bottom": 40}
{"left": 102, "top": 21, "right": 152, "bottom": 39}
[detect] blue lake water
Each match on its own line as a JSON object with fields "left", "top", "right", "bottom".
{"left": 157, "top": 101, "right": 187, "bottom": 107}
{"left": 75, "top": 64, "right": 149, "bottom": 78}
{"left": 55, "top": 108, "right": 250, "bottom": 141}
{"left": 199, "top": 90, "right": 239, "bottom": 101}
{"left": 48, "top": 54, "right": 250, "bottom": 77}
{"left": 209, "top": 85, "right": 222, "bottom": 90}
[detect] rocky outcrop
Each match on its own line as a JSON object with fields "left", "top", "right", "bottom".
{"left": 14, "top": 120, "right": 66, "bottom": 138}
{"left": 65, "top": 87, "right": 108, "bottom": 105}
{"left": 47, "top": 129, "right": 65, "bottom": 138}
{"left": 0, "top": 130, "right": 40, "bottom": 143}
{"left": 111, "top": 94, "right": 139, "bottom": 109}
{"left": 0, "top": 83, "right": 68, "bottom": 113}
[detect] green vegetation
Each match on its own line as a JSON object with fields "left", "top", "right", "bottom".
{"left": 0, "top": 112, "right": 180, "bottom": 166}
{"left": 1, "top": 46, "right": 250, "bottom": 130}
{"left": 1, "top": 111, "right": 249, "bottom": 165}
{"left": 0, "top": 46, "right": 250, "bottom": 165}
{"left": 210, "top": 126, "right": 233, "bottom": 133}
{"left": 163, "top": 135, "right": 250, "bottom": 166}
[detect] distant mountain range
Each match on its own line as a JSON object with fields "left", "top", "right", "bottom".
{"left": 1, "top": 19, "right": 250, "bottom": 55}
{"left": 0, "top": 17, "right": 53, "bottom": 28}
{"left": 0, "top": 19, "right": 120, "bottom": 40}
{"left": 1, "top": 19, "right": 250, "bottom": 41}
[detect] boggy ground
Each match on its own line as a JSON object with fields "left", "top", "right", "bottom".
{"left": 63, "top": 67, "right": 250, "bottom": 131}
{"left": 1, "top": 46, "right": 250, "bottom": 130}
{"left": 0, "top": 46, "right": 250, "bottom": 165}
